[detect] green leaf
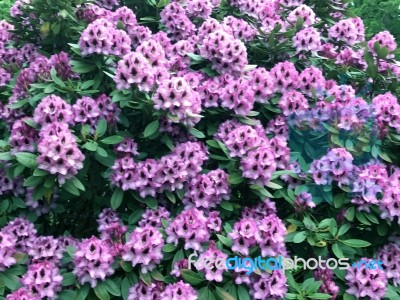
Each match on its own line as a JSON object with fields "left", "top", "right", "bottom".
{"left": 165, "top": 191, "right": 176, "bottom": 203}
{"left": 285, "top": 270, "right": 301, "bottom": 293}
{"left": 128, "top": 209, "right": 144, "bottom": 225}
{"left": 237, "top": 286, "right": 251, "bottom": 300}
{"left": 293, "top": 231, "right": 307, "bottom": 243}
{"left": 23, "top": 176, "right": 44, "bottom": 187}
{"left": 220, "top": 201, "right": 233, "bottom": 211}
{"left": 188, "top": 128, "right": 206, "bottom": 139}
{"left": 0, "top": 152, "right": 12, "bottom": 161}
{"left": 0, "top": 273, "right": 21, "bottom": 290}
{"left": 345, "top": 207, "right": 355, "bottom": 221}
{"left": 50, "top": 68, "right": 66, "bottom": 87}
{"left": 377, "top": 222, "right": 388, "bottom": 236}
{"left": 101, "top": 136, "right": 124, "bottom": 144}
{"left": 71, "top": 177, "right": 85, "bottom": 191}
{"left": 343, "top": 293, "right": 357, "bottom": 300}
{"left": 180, "top": 269, "right": 205, "bottom": 285}
{"left": 187, "top": 53, "right": 205, "bottom": 62}
{"left": 111, "top": 188, "right": 124, "bottom": 209}
{"left": 198, "top": 287, "right": 216, "bottom": 300}
{"left": 62, "top": 272, "right": 76, "bottom": 286}
{"left": 121, "top": 278, "right": 130, "bottom": 300}
{"left": 33, "top": 169, "right": 48, "bottom": 176}
{"left": 214, "top": 286, "right": 235, "bottom": 300}
{"left": 96, "top": 119, "right": 107, "bottom": 137}
{"left": 81, "top": 80, "right": 95, "bottom": 89}
{"left": 83, "top": 141, "right": 98, "bottom": 151}
{"left": 228, "top": 173, "right": 244, "bottom": 185}
{"left": 216, "top": 234, "right": 232, "bottom": 247}
{"left": 145, "top": 197, "right": 158, "bottom": 210}
{"left": 150, "top": 270, "right": 165, "bottom": 281}
{"left": 8, "top": 99, "right": 28, "bottom": 109}
{"left": 96, "top": 147, "right": 108, "bottom": 157}
{"left": 332, "top": 243, "right": 344, "bottom": 258}
{"left": 94, "top": 282, "right": 110, "bottom": 300}
{"left": 59, "top": 290, "right": 77, "bottom": 299}
{"left": 341, "top": 239, "right": 371, "bottom": 248}
{"left": 385, "top": 285, "right": 400, "bottom": 300}
{"left": 302, "top": 278, "right": 321, "bottom": 295}
{"left": 163, "top": 244, "right": 177, "bottom": 253}
{"left": 15, "top": 152, "right": 38, "bottom": 168}
{"left": 75, "top": 284, "right": 90, "bottom": 300}
{"left": 338, "top": 224, "right": 350, "bottom": 236}
{"left": 329, "top": 219, "right": 338, "bottom": 236}
{"left": 308, "top": 293, "right": 332, "bottom": 299}
{"left": 105, "top": 280, "right": 121, "bottom": 297}
{"left": 140, "top": 271, "right": 152, "bottom": 286}
{"left": 143, "top": 120, "right": 160, "bottom": 138}
{"left": 172, "top": 249, "right": 185, "bottom": 265}
{"left": 266, "top": 181, "right": 283, "bottom": 189}
{"left": 62, "top": 180, "right": 80, "bottom": 196}
{"left": 71, "top": 60, "right": 96, "bottom": 73}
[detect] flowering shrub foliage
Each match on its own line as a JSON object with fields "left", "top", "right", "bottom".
{"left": 1, "top": 0, "right": 400, "bottom": 299}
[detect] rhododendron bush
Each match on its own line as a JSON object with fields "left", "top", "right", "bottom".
{"left": 2, "top": 0, "right": 400, "bottom": 299}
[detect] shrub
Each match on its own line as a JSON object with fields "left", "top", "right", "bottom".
{"left": 1, "top": 0, "right": 400, "bottom": 299}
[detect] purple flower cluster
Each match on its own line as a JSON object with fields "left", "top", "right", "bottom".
{"left": 380, "top": 168, "right": 400, "bottom": 224}
{"left": 73, "top": 236, "right": 115, "bottom": 288}
{"left": 153, "top": 76, "right": 202, "bottom": 126}
{"left": 0, "top": 231, "right": 17, "bottom": 271}
{"left": 229, "top": 213, "right": 286, "bottom": 256}
{"left": 165, "top": 208, "right": 211, "bottom": 251}
{"left": 378, "top": 242, "right": 400, "bottom": 287}
{"left": 309, "top": 148, "right": 354, "bottom": 186}
{"left": 368, "top": 31, "right": 397, "bottom": 58}
{"left": 160, "top": 281, "right": 197, "bottom": 300}
{"left": 247, "top": 67, "right": 274, "bottom": 103}
{"left": 79, "top": 18, "right": 131, "bottom": 56}
{"left": 114, "top": 137, "right": 139, "bottom": 157}
{"left": 351, "top": 162, "right": 388, "bottom": 212}
{"left": 314, "top": 268, "right": 339, "bottom": 299}
{"left": 293, "top": 27, "right": 322, "bottom": 55}
{"left": 183, "top": 169, "right": 230, "bottom": 209}
{"left": 27, "top": 236, "right": 65, "bottom": 264}
{"left": 115, "top": 51, "right": 155, "bottom": 92}
{"left": 250, "top": 270, "right": 288, "bottom": 299}
{"left": 328, "top": 18, "right": 362, "bottom": 46}
{"left": 345, "top": 257, "right": 387, "bottom": 300}
{"left": 200, "top": 29, "right": 248, "bottom": 75}
{"left": 270, "top": 61, "right": 299, "bottom": 93}
{"left": 111, "top": 141, "right": 208, "bottom": 197}
{"left": 372, "top": 92, "right": 400, "bottom": 134}
{"left": 196, "top": 242, "right": 228, "bottom": 282}
{"left": 9, "top": 118, "right": 37, "bottom": 154}
{"left": 220, "top": 77, "right": 255, "bottom": 115}
{"left": 97, "top": 208, "right": 127, "bottom": 254}
{"left": 127, "top": 281, "right": 164, "bottom": 300}
{"left": 287, "top": 4, "right": 316, "bottom": 27}
{"left": 222, "top": 16, "right": 256, "bottom": 41}
{"left": 72, "top": 94, "right": 119, "bottom": 131}
{"left": 3, "top": 218, "right": 37, "bottom": 252}
{"left": 139, "top": 206, "right": 171, "bottom": 227}
{"left": 122, "top": 225, "right": 164, "bottom": 273}
{"left": 37, "top": 122, "right": 85, "bottom": 184}
{"left": 21, "top": 261, "right": 63, "bottom": 299}
{"left": 294, "top": 192, "right": 316, "bottom": 213}
{"left": 279, "top": 90, "right": 309, "bottom": 116}
{"left": 33, "top": 95, "right": 73, "bottom": 125}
